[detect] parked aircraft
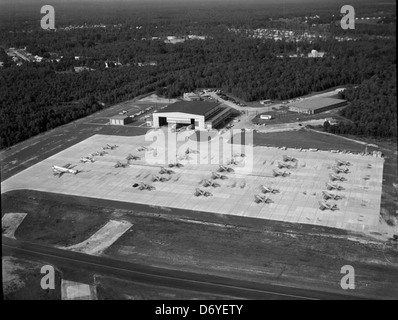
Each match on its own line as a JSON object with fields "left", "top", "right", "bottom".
{"left": 53, "top": 164, "right": 79, "bottom": 177}
{"left": 152, "top": 175, "right": 170, "bottom": 182}
{"left": 80, "top": 157, "right": 94, "bottom": 163}
{"left": 283, "top": 155, "right": 297, "bottom": 162}
{"left": 159, "top": 167, "right": 174, "bottom": 175}
{"left": 168, "top": 162, "right": 184, "bottom": 168}
{"left": 107, "top": 144, "right": 118, "bottom": 150}
{"left": 185, "top": 147, "right": 199, "bottom": 154}
{"left": 333, "top": 166, "right": 350, "bottom": 174}
{"left": 132, "top": 182, "right": 156, "bottom": 191}
{"left": 217, "top": 165, "right": 234, "bottom": 173}
{"left": 233, "top": 153, "right": 246, "bottom": 158}
{"left": 114, "top": 161, "right": 129, "bottom": 168}
{"left": 227, "top": 158, "right": 239, "bottom": 165}
{"left": 326, "top": 182, "right": 344, "bottom": 191}
{"left": 367, "top": 164, "right": 372, "bottom": 169}
{"left": 322, "top": 191, "right": 344, "bottom": 201}
{"left": 202, "top": 179, "right": 220, "bottom": 188}
{"left": 336, "top": 160, "right": 351, "bottom": 166}
{"left": 254, "top": 194, "right": 273, "bottom": 204}
{"left": 194, "top": 188, "right": 213, "bottom": 197}
{"left": 277, "top": 161, "right": 295, "bottom": 169}
{"left": 272, "top": 169, "right": 291, "bottom": 177}
{"left": 329, "top": 173, "right": 347, "bottom": 182}
{"left": 319, "top": 201, "right": 339, "bottom": 211}
{"left": 211, "top": 172, "right": 228, "bottom": 180}
{"left": 93, "top": 151, "right": 107, "bottom": 157}
{"left": 137, "top": 146, "right": 153, "bottom": 152}
{"left": 261, "top": 185, "right": 280, "bottom": 194}
{"left": 126, "top": 154, "right": 141, "bottom": 161}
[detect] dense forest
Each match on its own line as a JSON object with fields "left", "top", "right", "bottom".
{"left": 0, "top": 0, "right": 396, "bottom": 148}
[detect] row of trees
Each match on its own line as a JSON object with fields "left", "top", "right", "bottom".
{"left": 0, "top": 2, "right": 396, "bottom": 148}
{"left": 325, "top": 69, "right": 397, "bottom": 138}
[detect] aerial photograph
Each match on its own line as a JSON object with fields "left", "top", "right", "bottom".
{"left": 1, "top": 0, "right": 397, "bottom": 305}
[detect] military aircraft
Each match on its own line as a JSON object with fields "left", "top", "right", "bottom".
{"left": 168, "top": 162, "right": 184, "bottom": 168}
{"left": 211, "top": 172, "right": 228, "bottom": 180}
{"left": 194, "top": 188, "right": 213, "bottom": 197}
{"left": 93, "top": 151, "right": 107, "bottom": 157}
{"left": 126, "top": 154, "right": 141, "bottom": 161}
{"left": 80, "top": 157, "right": 94, "bottom": 163}
{"left": 137, "top": 146, "right": 153, "bottom": 152}
{"left": 132, "top": 182, "right": 156, "bottom": 191}
{"left": 272, "top": 169, "right": 291, "bottom": 177}
{"left": 185, "top": 147, "right": 199, "bottom": 154}
{"left": 217, "top": 165, "right": 234, "bottom": 173}
{"left": 326, "top": 182, "right": 344, "bottom": 191}
{"left": 233, "top": 152, "right": 246, "bottom": 158}
{"left": 159, "top": 167, "right": 174, "bottom": 175}
{"left": 107, "top": 144, "right": 118, "bottom": 150}
{"left": 261, "top": 185, "right": 280, "bottom": 194}
{"left": 322, "top": 191, "right": 344, "bottom": 201}
{"left": 333, "top": 166, "right": 350, "bottom": 174}
{"left": 336, "top": 160, "right": 351, "bottom": 166}
{"left": 53, "top": 164, "right": 79, "bottom": 177}
{"left": 283, "top": 155, "right": 297, "bottom": 162}
{"left": 227, "top": 158, "right": 239, "bottom": 165}
{"left": 329, "top": 173, "right": 347, "bottom": 182}
{"left": 254, "top": 194, "right": 273, "bottom": 204}
{"left": 319, "top": 201, "right": 339, "bottom": 211}
{"left": 277, "top": 161, "right": 295, "bottom": 169}
{"left": 202, "top": 179, "right": 220, "bottom": 188}
{"left": 367, "top": 164, "right": 372, "bottom": 169}
{"left": 152, "top": 175, "right": 170, "bottom": 182}
{"left": 114, "top": 161, "right": 129, "bottom": 168}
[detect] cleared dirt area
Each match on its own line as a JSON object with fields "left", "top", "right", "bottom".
{"left": 61, "top": 280, "right": 97, "bottom": 300}
{"left": 61, "top": 220, "right": 132, "bottom": 255}
{"left": 2, "top": 213, "right": 27, "bottom": 239}
{"left": 3, "top": 190, "right": 398, "bottom": 299}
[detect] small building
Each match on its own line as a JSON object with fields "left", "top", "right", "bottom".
{"left": 260, "top": 99, "right": 272, "bottom": 105}
{"left": 110, "top": 115, "right": 133, "bottom": 126}
{"left": 152, "top": 101, "right": 232, "bottom": 130}
{"left": 183, "top": 92, "right": 201, "bottom": 101}
{"left": 289, "top": 97, "right": 347, "bottom": 115}
{"left": 308, "top": 50, "right": 326, "bottom": 58}
{"left": 260, "top": 115, "right": 272, "bottom": 120}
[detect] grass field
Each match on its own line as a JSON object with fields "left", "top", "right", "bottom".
{"left": 249, "top": 129, "right": 377, "bottom": 153}
{"left": 252, "top": 108, "right": 347, "bottom": 126}
{"left": 95, "top": 275, "right": 236, "bottom": 300}
{"left": 3, "top": 190, "right": 398, "bottom": 299}
{"left": 3, "top": 256, "right": 62, "bottom": 300}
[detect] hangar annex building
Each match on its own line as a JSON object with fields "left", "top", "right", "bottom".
{"left": 153, "top": 101, "right": 232, "bottom": 130}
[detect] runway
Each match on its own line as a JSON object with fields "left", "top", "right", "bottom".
{"left": 2, "top": 237, "right": 360, "bottom": 300}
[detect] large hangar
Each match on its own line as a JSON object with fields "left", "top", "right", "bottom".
{"left": 289, "top": 97, "right": 347, "bottom": 115}
{"left": 152, "top": 101, "right": 232, "bottom": 130}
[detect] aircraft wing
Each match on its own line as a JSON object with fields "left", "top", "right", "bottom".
{"left": 63, "top": 163, "right": 72, "bottom": 169}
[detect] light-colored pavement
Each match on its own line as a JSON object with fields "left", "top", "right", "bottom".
{"left": 1, "top": 132, "right": 384, "bottom": 234}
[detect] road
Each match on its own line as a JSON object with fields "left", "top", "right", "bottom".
{"left": 2, "top": 237, "right": 360, "bottom": 300}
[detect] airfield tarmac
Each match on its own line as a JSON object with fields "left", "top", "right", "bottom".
{"left": 1, "top": 131, "right": 384, "bottom": 233}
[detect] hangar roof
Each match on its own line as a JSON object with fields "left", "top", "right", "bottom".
{"left": 158, "top": 101, "right": 220, "bottom": 116}
{"left": 110, "top": 115, "right": 131, "bottom": 120}
{"left": 289, "top": 97, "right": 347, "bottom": 111}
